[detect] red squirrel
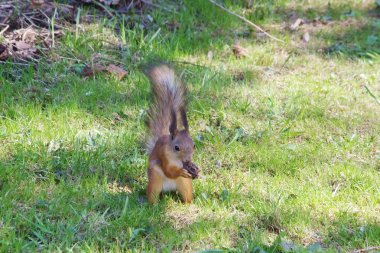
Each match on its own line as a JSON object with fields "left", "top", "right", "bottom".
{"left": 144, "top": 64, "right": 196, "bottom": 204}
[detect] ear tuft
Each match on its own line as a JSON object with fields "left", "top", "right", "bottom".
{"left": 169, "top": 109, "right": 178, "bottom": 137}
{"left": 180, "top": 107, "right": 189, "bottom": 132}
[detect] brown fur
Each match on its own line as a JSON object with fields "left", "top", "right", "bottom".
{"left": 145, "top": 64, "right": 187, "bottom": 154}
{"left": 144, "top": 64, "right": 195, "bottom": 204}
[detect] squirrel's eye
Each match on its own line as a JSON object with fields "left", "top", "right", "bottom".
{"left": 174, "top": 145, "right": 180, "bottom": 151}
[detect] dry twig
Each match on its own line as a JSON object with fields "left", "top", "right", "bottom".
{"left": 207, "top": 0, "right": 285, "bottom": 43}
{"left": 364, "top": 85, "right": 380, "bottom": 105}
{"left": 92, "top": 1, "right": 115, "bottom": 17}
{"left": 351, "top": 246, "right": 380, "bottom": 253}
{"left": 0, "top": 25, "right": 9, "bottom": 35}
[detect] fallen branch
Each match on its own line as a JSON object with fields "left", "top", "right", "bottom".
{"left": 207, "top": 0, "right": 285, "bottom": 43}
{"left": 172, "top": 60, "right": 209, "bottom": 69}
{"left": 0, "top": 25, "right": 9, "bottom": 35}
{"left": 0, "top": 5, "right": 13, "bottom": 25}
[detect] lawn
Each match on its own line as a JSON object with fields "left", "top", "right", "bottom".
{"left": 0, "top": 0, "right": 379, "bottom": 252}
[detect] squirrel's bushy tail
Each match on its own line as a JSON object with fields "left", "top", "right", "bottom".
{"left": 145, "top": 64, "right": 187, "bottom": 154}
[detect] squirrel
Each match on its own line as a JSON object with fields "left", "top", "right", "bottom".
{"left": 144, "top": 63, "right": 195, "bottom": 204}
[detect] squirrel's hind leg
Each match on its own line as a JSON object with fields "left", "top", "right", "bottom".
{"left": 176, "top": 178, "right": 193, "bottom": 204}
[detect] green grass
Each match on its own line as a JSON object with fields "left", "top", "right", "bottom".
{"left": 0, "top": 0, "right": 379, "bottom": 252}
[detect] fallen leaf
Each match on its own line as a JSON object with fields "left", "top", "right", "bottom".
{"left": 232, "top": 43, "right": 249, "bottom": 58}
{"left": 10, "top": 41, "right": 37, "bottom": 59}
{"left": 82, "top": 64, "right": 106, "bottom": 77}
{"left": 107, "top": 181, "right": 132, "bottom": 194}
{"left": 21, "top": 28, "right": 38, "bottom": 44}
{"left": 105, "top": 64, "right": 128, "bottom": 80}
{"left": 302, "top": 32, "right": 310, "bottom": 43}
{"left": 166, "top": 20, "right": 180, "bottom": 31}
{"left": 0, "top": 44, "right": 9, "bottom": 60}
{"left": 290, "top": 18, "right": 304, "bottom": 30}
{"left": 81, "top": 63, "right": 127, "bottom": 80}
{"left": 233, "top": 71, "right": 245, "bottom": 81}
{"left": 24, "top": 86, "right": 39, "bottom": 93}
{"left": 13, "top": 41, "right": 32, "bottom": 51}
{"left": 112, "top": 112, "right": 122, "bottom": 124}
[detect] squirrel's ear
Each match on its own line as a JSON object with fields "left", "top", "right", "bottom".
{"left": 180, "top": 107, "right": 189, "bottom": 132}
{"left": 169, "top": 109, "right": 178, "bottom": 138}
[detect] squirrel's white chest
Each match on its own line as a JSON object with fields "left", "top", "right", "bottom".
{"left": 162, "top": 178, "right": 177, "bottom": 192}
{"left": 152, "top": 164, "right": 178, "bottom": 192}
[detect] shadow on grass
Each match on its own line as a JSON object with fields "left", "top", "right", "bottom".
{"left": 0, "top": 56, "right": 239, "bottom": 121}
{"left": 0, "top": 145, "right": 169, "bottom": 250}
{"left": 163, "top": 1, "right": 380, "bottom": 59}
{"left": 275, "top": 3, "right": 380, "bottom": 59}
{"left": 320, "top": 20, "right": 380, "bottom": 58}
{"left": 232, "top": 203, "right": 380, "bottom": 251}
{"left": 1, "top": 144, "right": 242, "bottom": 251}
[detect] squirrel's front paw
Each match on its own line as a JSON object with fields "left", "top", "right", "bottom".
{"left": 180, "top": 169, "right": 192, "bottom": 178}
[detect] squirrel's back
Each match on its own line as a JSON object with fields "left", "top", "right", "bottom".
{"left": 145, "top": 64, "right": 187, "bottom": 154}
